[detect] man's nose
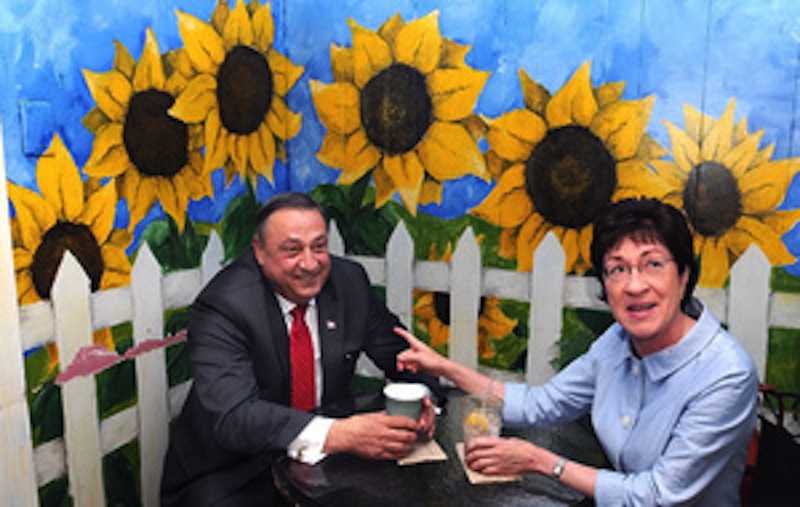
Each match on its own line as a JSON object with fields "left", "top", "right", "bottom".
{"left": 298, "top": 247, "right": 318, "bottom": 269}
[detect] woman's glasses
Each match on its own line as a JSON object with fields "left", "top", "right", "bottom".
{"left": 602, "top": 256, "right": 674, "bottom": 284}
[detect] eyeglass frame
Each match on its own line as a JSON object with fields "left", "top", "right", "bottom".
{"left": 601, "top": 256, "right": 675, "bottom": 284}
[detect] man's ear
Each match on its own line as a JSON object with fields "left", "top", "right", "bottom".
{"left": 252, "top": 235, "right": 266, "bottom": 266}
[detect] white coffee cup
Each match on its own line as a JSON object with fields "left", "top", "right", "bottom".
{"left": 383, "top": 382, "right": 428, "bottom": 420}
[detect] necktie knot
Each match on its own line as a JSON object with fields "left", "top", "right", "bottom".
{"left": 292, "top": 304, "right": 308, "bottom": 321}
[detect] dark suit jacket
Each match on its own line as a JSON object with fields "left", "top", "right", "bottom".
{"left": 161, "top": 250, "right": 442, "bottom": 506}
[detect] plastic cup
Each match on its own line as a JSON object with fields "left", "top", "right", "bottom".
{"left": 461, "top": 394, "right": 502, "bottom": 443}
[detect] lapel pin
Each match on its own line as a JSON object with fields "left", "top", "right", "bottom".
{"left": 326, "top": 320, "right": 337, "bottom": 330}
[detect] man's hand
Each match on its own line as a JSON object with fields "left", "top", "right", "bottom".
{"left": 324, "top": 412, "right": 419, "bottom": 460}
{"left": 417, "top": 396, "right": 437, "bottom": 441}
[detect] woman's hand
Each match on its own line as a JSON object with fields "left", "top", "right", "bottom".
{"left": 395, "top": 327, "right": 448, "bottom": 377}
{"left": 464, "top": 437, "right": 538, "bottom": 476}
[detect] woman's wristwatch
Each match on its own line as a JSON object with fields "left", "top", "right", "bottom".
{"left": 552, "top": 456, "right": 567, "bottom": 480}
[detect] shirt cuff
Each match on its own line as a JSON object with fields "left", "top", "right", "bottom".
{"left": 287, "top": 416, "right": 335, "bottom": 465}
{"left": 594, "top": 468, "right": 623, "bottom": 506}
{"left": 502, "top": 382, "right": 528, "bottom": 424}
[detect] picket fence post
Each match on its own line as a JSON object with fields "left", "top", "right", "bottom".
{"left": 0, "top": 118, "right": 38, "bottom": 506}
{"left": 450, "top": 227, "right": 481, "bottom": 371}
{"left": 131, "top": 244, "right": 169, "bottom": 507}
{"left": 386, "top": 221, "right": 414, "bottom": 329}
{"left": 527, "top": 232, "right": 564, "bottom": 385}
{"left": 52, "top": 252, "right": 105, "bottom": 506}
{"left": 728, "top": 244, "right": 770, "bottom": 381}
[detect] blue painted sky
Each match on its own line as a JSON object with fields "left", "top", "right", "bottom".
{"left": 2, "top": 0, "right": 800, "bottom": 272}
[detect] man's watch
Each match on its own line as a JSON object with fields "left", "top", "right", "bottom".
{"left": 552, "top": 456, "right": 567, "bottom": 480}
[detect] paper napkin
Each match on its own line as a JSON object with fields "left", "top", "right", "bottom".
{"left": 397, "top": 439, "right": 448, "bottom": 466}
{"left": 455, "top": 442, "right": 521, "bottom": 484}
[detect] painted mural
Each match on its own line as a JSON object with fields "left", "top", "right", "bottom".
{"left": 2, "top": 0, "right": 800, "bottom": 504}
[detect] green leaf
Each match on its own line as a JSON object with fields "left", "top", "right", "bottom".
{"left": 140, "top": 216, "right": 208, "bottom": 272}
{"left": 221, "top": 191, "right": 259, "bottom": 260}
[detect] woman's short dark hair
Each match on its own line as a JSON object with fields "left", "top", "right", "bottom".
{"left": 590, "top": 197, "right": 698, "bottom": 308}
{"left": 254, "top": 192, "right": 328, "bottom": 240}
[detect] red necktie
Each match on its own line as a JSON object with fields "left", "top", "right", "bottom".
{"left": 290, "top": 304, "right": 316, "bottom": 411}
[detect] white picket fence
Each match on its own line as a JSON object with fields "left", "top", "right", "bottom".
{"left": 2, "top": 199, "right": 800, "bottom": 506}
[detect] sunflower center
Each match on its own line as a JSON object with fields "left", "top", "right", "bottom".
{"left": 31, "top": 222, "right": 104, "bottom": 300}
{"left": 433, "top": 292, "right": 486, "bottom": 327}
{"left": 124, "top": 89, "right": 188, "bottom": 178}
{"left": 683, "top": 161, "right": 742, "bottom": 237}
{"left": 216, "top": 45, "right": 273, "bottom": 135}
{"left": 525, "top": 126, "right": 617, "bottom": 228}
{"left": 360, "top": 63, "right": 432, "bottom": 155}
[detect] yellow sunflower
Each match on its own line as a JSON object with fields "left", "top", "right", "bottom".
{"left": 82, "top": 28, "right": 211, "bottom": 232}
{"left": 413, "top": 243, "right": 517, "bottom": 359}
{"left": 472, "top": 62, "right": 665, "bottom": 273}
{"left": 310, "top": 10, "right": 490, "bottom": 214}
{"left": 8, "top": 134, "right": 132, "bottom": 371}
{"left": 650, "top": 99, "right": 800, "bottom": 287}
{"left": 168, "top": 0, "right": 304, "bottom": 188}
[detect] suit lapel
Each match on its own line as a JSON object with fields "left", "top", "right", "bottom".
{"left": 316, "top": 283, "right": 346, "bottom": 404}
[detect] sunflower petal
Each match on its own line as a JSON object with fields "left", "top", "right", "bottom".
{"left": 720, "top": 130, "right": 761, "bottom": 178}
{"left": 683, "top": 103, "right": 713, "bottom": 144}
{"left": 122, "top": 171, "right": 157, "bottom": 228}
{"left": 268, "top": 49, "right": 304, "bottom": 97}
{"left": 739, "top": 160, "right": 797, "bottom": 213}
{"left": 417, "top": 122, "right": 487, "bottom": 181}
{"left": 159, "top": 177, "right": 188, "bottom": 231}
{"left": 169, "top": 74, "right": 218, "bottom": 123}
{"left": 377, "top": 13, "right": 404, "bottom": 46}
{"left": 385, "top": 152, "right": 424, "bottom": 211}
{"left": 16, "top": 269, "right": 39, "bottom": 305}
{"left": 223, "top": 0, "right": 254, "bottom": 49}
{"left": 479, "top": 298, "right": 517, "bottom": 338}
{"left": 14, "top": 247, "right": 33, "bottom": 271}
{"left": 251, "top": 1, "right": 274, "bottom": 52}
{"left": 616, "top": 159, "right": 665, "bottom": 197}
{"left": 79, "top": 182, "right": 117, "bottom": 244}
{"left": 764, "top": 210, "right": 800, "bottom": 240}
{"left": 545, "top": 61, "right": 598, "bottom": 129}
{"left": 317, "top": 132, "right": 347, "bottom": 169}
{"left": 730, "top": 216, "right": 796, "bottom": 266}
{"left": 176, "top": 9, "right": 226, "bottom": 74}
{"left": 84, "top": 123, "right": 129, "bottom": 178}
{"left": 330, "top": 44, "right": 354, "bottom": 83}
{"left": 590, "top": 95, "right": 654, "bottom": 161}
{"left": 595, "top": 81, "right": 625, "bottom": 108}
{"left": 373, "top": 165, "right": 395, "bottom": 208}
{"left": 310, "top": 80, "right": 361, "bottom": 135}
{"left": 516, "top": 213, "right": 549, "bottom": 272}
{"left": 111, "top": 40, "right": 135, "bottom": 80}
{"left": 37, "top": 134, "right": 84, "bottom": 221}
{"left": 519, "top": 69, "right": 550, "bottom": 117}
{"left": 252, "top": 121, "right": 277, "bottom": 181}
{"left": 498, "top": 228, "right": 518, "bottom": 260}
{"left": 419, "top": 178, "right": 443, "bottom": 205}
{"left": 485, "top": 109, "right": 546, "bottom": 162}
{"left": 428, "top": 68, "right": 489, "bottom": 122}
{"left": 700, "top": 99, "right": 735, "bottom": 162}
{"left": 133, "top": 29, "right": 165, "bottom": 92}
{"left": 349, "top": 18, "right": 393, "bottom": 89}
{"left": 267, "top": 95, "right": 302, "bottom": 141}
{"left": 698, "top": 238, "right": 730, "bottom": 288}
{"left": 441, "top": 39, "right": 470, "bottom": 68}
{"left": 339, "top": 130, "right": 381, "bottom": 184}
{"left": 470, "top": 164, "right": 532, "bottom": 227}
{"left": 7, "top": 183, "right": 53, "bottom": 250}
{"left": 82, "top": 69, "right": 133, "bottom": 123}
{"left": 428, "top": 317, "right": 449, "bottom": 348}
{"left": 203, "top": 108, "right": 229, "bottom": 173}
{"left": 664, "top": 121, "right": 701, "bottom": 172}
{"left": 394, "top": 10, "right": 443, "bottom": 75}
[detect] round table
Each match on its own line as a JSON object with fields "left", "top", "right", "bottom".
{"left": 273, "top": 388, "right": 609, "bottom": 506}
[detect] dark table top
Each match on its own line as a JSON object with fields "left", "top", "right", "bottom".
{"left": 273, "top": 387, "right": 609, "bottom": 506}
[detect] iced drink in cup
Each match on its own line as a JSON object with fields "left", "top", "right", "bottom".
{"left": 461, "top": 394, "right": 502, "bottom": 443}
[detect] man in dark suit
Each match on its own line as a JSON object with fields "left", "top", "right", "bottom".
{"left": 161, "top": 192, "right": 443, "bottom": 506}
